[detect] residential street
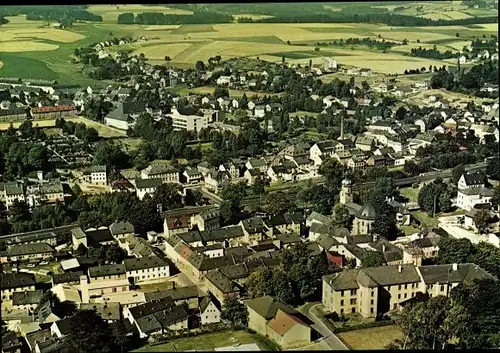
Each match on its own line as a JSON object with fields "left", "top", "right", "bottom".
{"left": 299, "top": 302, "right": 349, "bottom": 350}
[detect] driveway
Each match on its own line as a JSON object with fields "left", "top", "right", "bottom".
{"left": 299, "top": 302, "right": 349, "bottom": 350}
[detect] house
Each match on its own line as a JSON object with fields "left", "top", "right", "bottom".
{"left": 164, "top": 215, "right": 191, "bottom": 237}
{"left": 144, "top": 285, "right": 200, "bottom": 309}
{"left": 141, "top": 164, "right": 179, "bottom": 184}
{"left": 169, "top": 108, "right": 209, "bottom": 133}
{"left": 351, "top": 202, "right": 376, "bottom": 235}
{"left": 309, "top": 140, "right": 336, "bottom": 166}
{"left": 246, "top": 296, "right": 314, "bottom": 348}
{"left": 267, "top": 165, "right": 294, "bottom": 183}
{"left": 246, "top": 158, "right": 268, "bottom": 173}
{"left": 346, "top": 156, "right": 365, "bottom": 171}
{"left": 6, "top": 243, "right": 55, "bottom": 263}
{"left": 322, "top": 263, "right": 495, "bottom": 318}
{"left": 109, "top": 221, "right": 135, "bottom": 240}
{"left": 254, "top": 105, "right": 266, "bottom": 118}
{"left": 0, "top": 182, "right": 25, "bottom": 210}
{"left": 204, "top": 170, "right": 231, "bottom": 194}
{"left": 244, "top": 168, "right": 261, "bottom": 185}
{"left": 50, "top": 317, "right": 73, "bottom": 338}
{"left": 85, "top": 228, "right": 116, "bottom": 248}
{"left": 11, "top": 289, "right": 43, "bottom": 312}
{"left": 78, "top": 302, "right": 121, "bottom": 323}
{"left": 456, "top": 187, "right": 494, "bottom": 211}
{"left": 104, "top": 101, "right": 147, "bottom": 130}
{"left": 124, "top": 297, "right": 189, "bottom": 338}
{"left": 323, "top": 57, "right": 338, "bottom": 72}
{"left": 458, "top": 172, "right": 485, "bottom": 190}
{"left": 355, "top": 135, "right": 375, "bottom": 152}
{"left": 134, "top": 178, "right": 163, "bottom": 200}
{"left": 124, "top": 256, "right": 170, "bottom": 284}
{"left": 217, "top": 76, "right": 231, "bottom": 85}
{"left": 82, "top": 165, "right": 107, "bottom": 186}
{"left": 200, "top": 292, "right": 222, "bottom": 325}
{"left": 183, "top": 167, "right": 203, "bottom": 184}
{"left": 88, "top": 264, "right": 126, "bottom": 281}
{"left": 3, "top": 331, "right": 23, "bottom": 353}
{"left": 204, "top": 269, "right": 241, "bottom": 303}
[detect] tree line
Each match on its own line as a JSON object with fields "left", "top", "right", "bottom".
{"left": 117, "top": 11, "right": 233, "bottom": 25}
{"left": 410, "top": 46, "right": 461, "bottom": 60}
{"left": 0, "top": 5, "right": 102, "bottom": 23}
{"left": 316, "top": 37, "right": 398, "bottom": 50}
{"left": 430, "top": 59, "right": 498, "bottom": 92}
{"left": 244, "top": 12, "right": 498, "bottom": 27}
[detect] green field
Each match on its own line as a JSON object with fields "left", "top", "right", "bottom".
{"left": 0, "top": 5, "right": 497, "bottom": 83}
{"left": 133, "top": 330, "right": 277, "bottom": 352}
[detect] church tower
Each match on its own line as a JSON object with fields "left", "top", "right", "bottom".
{"left": 340, "top": 179, "right": 353, "bottom": 205}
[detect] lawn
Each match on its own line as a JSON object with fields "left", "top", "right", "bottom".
{"left": 0, "top": 54, "right": 60, "bottom": 80}
{"left": 171, "top": 24, "right": 217, "bottom": 34}
{"left": 0, "top": 119, "right": 57, "bottom": 130}
{"left": 116, "top": 137, "right": 143, "bottom": 152}
{"left": 412, "top": 211, "right": 439, "bottom": 227}
{"left": 400, "top": 225, "right": 421, "bottom": 236}
{"left": 337, "top": 325, "right": 404, "bottom": 350}
{"left": 65, "top": 117, "right": 127, "bottom": 138}
{"left": 133, "top": 330, "right": 278, "bottom": 352}
{"left": 399, "top": 186, "right": 420, "bottom": 202}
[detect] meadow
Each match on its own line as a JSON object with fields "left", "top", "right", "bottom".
{"left": 0, "top": 4, "right": 497, "bottom": 83}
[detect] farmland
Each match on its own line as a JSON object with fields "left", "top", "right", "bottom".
{"left": 0, "top": 3, "right": 497, "bottom": 82}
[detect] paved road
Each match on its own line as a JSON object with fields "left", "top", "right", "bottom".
{"left": 299, "top": 302, "right": 349, "bottom": 351}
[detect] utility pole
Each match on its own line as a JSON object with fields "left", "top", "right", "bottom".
{"left": 432, "top": 194, "right": 437, "bottom": 218}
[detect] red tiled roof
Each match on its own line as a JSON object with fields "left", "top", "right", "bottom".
{"left": 32, "top": 105, "right": 76, "bottom": 113}
{"left": 267, "top": 310, "right": 308, "bottom": 336}
{"left": 167, "top": 216, "right": 190, "bottom": 230}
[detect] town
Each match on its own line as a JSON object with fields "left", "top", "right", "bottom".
{"left": 0, "top": 2, "right": 499, "bottom": 353}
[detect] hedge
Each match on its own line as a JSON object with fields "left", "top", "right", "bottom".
{"left": 333, "top": 319, "right": 394, "bottom": 333}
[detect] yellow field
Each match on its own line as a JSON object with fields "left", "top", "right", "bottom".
{"left": 337, "top": 325, "right": 404, "bottom": 350}
{"left": 420, "top": 11, "right": 473, "bottom": 20}
{"left": 444, "top": 40, "right": 472, "bottom": 51}
{"left": 0, "top": 120, "right": 56, "bottom": 130}
{"left": 475, "top": 23, "right": 500, "bottom": 31}
{"left": 131, "top": 42, "right": 193, "bottom": 60}
{"left": 4, "top": 28, "right": 85, "bottom": 43}
{"left": 88, "top": 4, "right": 193, "bottom": 23}
{"left": 0, "top": 41, "right": 59, "bottom": 52}
{"left": 391, "top": 43, "right": 455, "bottom": 52}
{"left": 143, "top": 25, "right": 182, "bottom": 31}
{"left": 374, "top": 30, "right": 452, "bottom": 42}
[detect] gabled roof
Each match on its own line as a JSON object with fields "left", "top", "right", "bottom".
{"left": 88, "top": 264, "right": 126, "bottom": 278}
{"left": 124, "top": 256, "right": 168, "bottom": 272}
{"left": 461, "top": 172, "right": 485, "bottom": 186}
{"left": 0, "top": 273, "right": 36, "bottom": 290}
{"left": 245, "top": 296, "right": 297, "bottom": 320}
{"left": 7, "top": 243, "right": 55, "bottom": 256}
{"left": 417, "top": 263, "right": 496, "bottom": 284}
{"left": 109, "top": 221, "right": 134, "bottom": 235}
{"left": 355, "top": 202, "right": 376, "bottom": 220}
{"left": 267, "top": 309, "right": 309, "bottom": 336}
{"left": 200, "top": 292, "right": 222, "bottom": 313}
{"left": 204, "top": 269, "right": 240, "bottom": 294}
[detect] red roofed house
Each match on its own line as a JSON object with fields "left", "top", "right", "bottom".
{"left": 30, "top": 105, "right": 77, "bottom": 119}
{"left": 246, "top": 296, "right": 316, "bottom": 348}
{"left": 164, "top": 216, "right": 191, "bottom": 237}
{"left": 326, "top": 251, "right": 345, "bottom": 268}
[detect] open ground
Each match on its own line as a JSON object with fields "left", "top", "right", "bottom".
{"left": 132, "top": 330, "right": 277, "bottom": 352}
{"left": 0, "top": 4, "right": 497, "bottom": 82}
{"left": 0, "top": 117, "right": 126, "bottom": 138}
{"left": 337, "top": 325, "right": 404, "bottom": 350}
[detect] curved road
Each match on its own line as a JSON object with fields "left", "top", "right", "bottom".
{"left": 299, "top": 302, "right": 349, "bottom": 350}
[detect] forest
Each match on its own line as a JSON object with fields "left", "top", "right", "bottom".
{"left": 430, "top": 59, "right": 499, "bottom": 91}
{"left": 0, "top": 5, "right": 102, "bottom": 22}
{"left": 409, "top": 46, "right": 461, "bottom": 60}
{"left": 118, "top": 11, "right": 233, "bottom": 25}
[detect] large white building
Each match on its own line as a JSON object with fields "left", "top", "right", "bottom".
{"left": 169, "top": 108, "right": 209, "bottom": 133}
{"left": 124, "top": 257, "right": 170, "bottom": 284}
{"left": 83, "top": 165, "right": 107, "bottom": 186}
{"left": 456, "top": 187, "right": 494, "bottom": 211}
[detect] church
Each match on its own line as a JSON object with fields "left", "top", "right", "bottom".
{"left": 338, "top": 179, "right": 377, "bottom": 236}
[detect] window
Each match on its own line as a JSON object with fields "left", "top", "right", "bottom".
{"left": 341, "top": 309, "right": 344, "bottom": 314}
{"left": 341, "top": 290, "right": 344, "bottom": 297}
{"left": 350, "top": 299, "right": 356, "bottom": 305}
{"left": 404, "top": 293, "right": 407, "bottom": 299}
{"left": 404, "top": 284, "right": 408, "bottom": 290}
{"left": 370, "top": 308, "right": 374, "bottom": 313}
{"left": 440, "top": 285, "right": 445, "bottom": 292}
{"left": 371, "top": 299, "right": 374, "bottom": 305}
{"left": 371, "top": 290, "right": 374, "bottom": 297}
{"left": 398, "top": 294, "right": 401, "bottom": 299}
{"left": 351, "top": 289, "right": 357, "bottom": 295}
{"left": 387, "top": 286, "right": 391, "bottom": 291}
{"left": 340, "top": 300, "right": 344, "bottom": 306}
{"left": 398, "top": 285, "right": 402, "bottom": 290}
{"left": 351, "top": 307, "right": 356, "bottom": 313}
{"left": 393, "top": 303, "right": 397, "bottom": 310}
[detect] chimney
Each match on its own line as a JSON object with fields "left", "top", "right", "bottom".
{"left": 398, "top": 265, "right": 402, "bottom": 273}
{"left": 452, "top": 263, "right": 458, "bottom": 271}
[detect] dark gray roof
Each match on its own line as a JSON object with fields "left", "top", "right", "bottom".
{"left": 86, "top": 229, "right": 114, "bottom": 244}
{"left": 355, "top": 202, "right": 377, "bottom": 220}
{"left": 144, "top": 285, "right": 199, "bottom": 303}
{"left": 25, "top": 329, "right": 52, "bottom": 351}
{"left": 245, "top": 296, "right": 297, "bottom": 320}
{"left": 1, "top": 272, "right": 36, "bottom": 289}
{"left": 361, "top": 264, "right": 421, "bottom": 286}
{"left": 177, "top": 230, "right": 203, "bottom": 244}
{"left": 12, "top": 289, "right": 44, "bottom": 306}
{"left": 124, "top": 257, "right": 168, "bottom": 272}
{"left": 241, "top": 217, "right": 268, "bottom": 234}
{"left": 52, "top": 271, "right": 84, "bottom": 285}
{"left": 88, "top": 264, "right": 126, "bottom": 278}
{"left": 417, "top": 263, "right": 496, "bottom": 284}
{"left": 79, "top": 302, "right": 121, "bottom": 321}
{"left": 200, "top": 225, "right": 244, "bottom": 243}
{"left": 461, "top": 172, "right": 485, "bottom": 186}
{"left": 204, "top": 269, "right": 241, "bottom": 294}
{"left": 323, "top": 270, "right": 361, "bottom": 291}
{"left": 129, "top": 297, "right": 176, "bottom": 319}
{"left": 106, "top": 101, "right": 146, "bottom": 122}
{"left": 134, "top": 178, "right": 163, "bottom": 189}
{"left": 7, "top": 243, "right": 55, "bottom": 256}
{"left": 200, "top": 292, "right": 221, "bottom": 313}
{"left": 109, "top": 221, "right": 134, "bottom": 235}
{"left": 135, "top": 305, "right": 189, "bottom": 335}
{"left": 458, "top": 186, "right": 494, "bottom": 197}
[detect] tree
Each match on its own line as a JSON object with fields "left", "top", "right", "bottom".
{"left": 94, "top": 141, "right": 128, "bottom": 170}
{"left": 486, "top": 157, "right": 499, "bottom": 180}
{"left": 391, "top": 296, "right": 453, "bottom": 349}
{"left": 333, "top": 204, "right": 353, "bottom": 230}
{"left": 246, "top": 267, "right": 274, "bottom": 299}
{"left": 220, "top": 297, "right": 248, "bottom": 327}
{"left": 437, "top": 237, "right": 474, "bottom": 265}
{"left": 473, "top": 209, "right": 490, "bottom": 233}
{"left": 88, "top": 246, "right": 107, "bottom": 265}
{"left": 164, "top": 56, "right": 171, "bottom": 62}
{"left": 106, "top": 245, "right": 126, "bottom": 264}
{"left": 361, "top": 251, "right": 386, "bottom": 268}
{"left": 263, "top": 191, "right": 295, "bottom": 215}
{"left": 250, "top": 177, "right": 265, "bottom": 195}
{"left": 195, "top": 60, "right": 205, "bottom": 72}
{"left": 62, "top": 310, "right": 118, "bottom": 353}
{"left": 451, "top": 164, "right": 465, "bottom": 184}
{"left": 491, "top": 186, "right": 500, "bottom": 211}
